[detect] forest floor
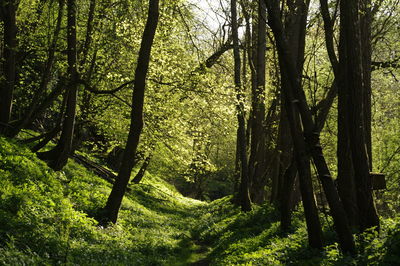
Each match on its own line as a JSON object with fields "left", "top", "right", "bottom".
{"left": 1, "top": 136, "right": 400, "bottom": 265}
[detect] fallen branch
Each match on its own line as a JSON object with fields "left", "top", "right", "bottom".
{"left": 72, "top": 154, "right": 116, "bottom": 184}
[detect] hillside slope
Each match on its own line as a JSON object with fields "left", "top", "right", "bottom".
{"left": 1, "top": 137, "right": 400, "bottom": 265}
{"left": 0, "top": 137, "right": 205, "bottom": 265}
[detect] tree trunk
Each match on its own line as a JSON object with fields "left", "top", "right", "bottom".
{"left": 232, "top": 0, "right": 251, "bottom": 212}
{"left": 279, "top": 155, "right": 297, "bottom": 231}
{"left": 248, "top": 0, "right": 267, "bottom": 204}
{"left": 274, "top": 0, "right": 310, "bottom": 228}
{"left": 337, "top": 20, "right": 359, "bottom": 229}
{"left": 340, "top": 0, "right": 379, "bottom": 232}
{"left": 265, "top": 0, "right": 355, "bottom": 254}
{"left": 37, "top": 0, "right": 79, "bottom": 171}
{"left": 320, "top": 0, "right": 359, "bottom": 229}
{"left": 101, "top": 0, "right": 159, "bottom": 224}
{"left": 360, "top": 0, "right": 373, "bottom": 169}
{"left": 0, "top": 0, "right": 17, "bottom": 135}
{"left": 283, "top": 89, "right": 323, "bottom": 248}
{"left": 277, "top": 3, "right": 323, "bottom": 243}
{"left": 132, "top": 153, "right": 153, "bottom": 184}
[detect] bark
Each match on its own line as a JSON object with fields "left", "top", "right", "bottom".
{"left": 279, "top": 153, "right": 297, "bottom": 231}
{"left": 248, "top": 0, "right": 267, "bottom": 204}
{"left": 72, "top": 154, "right": 117, "bottom": 185}
{"left": 232, "top": 0, "right": 251, "bottom": 212}
{"left": 37, "top": 0, "right": 79, "bottom": 171}
{"left": 102, "top": 0, "right": 159, "bottom": 224}
{"left": 283, "top": 89, "right": 323, "bottom": 248}
{"left": 0, "top": 0, "right": 17, "bottom": 135}
{"left": 276, "top": 1, "right": 323, "bottom": 244}
{"left": 265, "top": 0, "right": 355, "bottom": 253}
{"left": 273, "top": 0, "right": 313, "bottom": 234}
{"left": 360, "top": 0, "right": 373, "bottom": 169}
{"left": 132, "top": 154, "right": 153, "bottom": 184}
{"left": 337, "top": 20, "right": 359, "bottom": 229}
{"left": 320, "top": 0, "right": 358, "bottom": 228}
{"left": 341, "top": 0, "right": 379, "bottom": 232}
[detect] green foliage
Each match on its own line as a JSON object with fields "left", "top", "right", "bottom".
{"left": 0, "top": 137, "right": 205, "bottom": 265}
{"left": 191, "top": 196, "right": 400, "bottom": 266}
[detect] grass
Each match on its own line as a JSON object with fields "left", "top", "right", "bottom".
{"left": 1, "top": 136, "right": 400, "bottom": 265}
{"left": 191, "top": 197, "right": 400, "bottom": 265}
{"left": 0, "top": 136, "right": 206, "bottom": 265}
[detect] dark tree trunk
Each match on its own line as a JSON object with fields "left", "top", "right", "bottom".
{"left": 273, "top": 0, "right": 310, "bottom": 231}
{"left": 248, "top": 0, "right": 267, "bottom": 204}
{"left": 340, "top": 0, "right": 379, "bottom": 232}
{"left": 271, "top": 96, "right": 292, "bottom": 204}
{"left": 279, "top": 155, "right": 297, "bottom": 231}
{"left": 0, "top": 0, "right": 17, "bottom": 135}
{"left": 101, "top": 0, "right": 159, "bottom": 224}
{"left": 283, "top": 89, "right": 323, "bottom": 249}
{"left": 265, "top": 0, "right": 355, "bottom": 254}
{"left": 37, "top": 0, "right": 79, "bottom": 171}
{"left": 360, "top": 0, "right": 373, "bottom": 169}
{"left": 276, "top": 0, "right": 323, "bottom": 242}
{"left": 232, "top": 0, "right": 251, "bottom": 212}
{"left": 320, "top": 0, "right": 359, "bottom": 228}
{"left": 337, "top": 21, "right": 359, "bottom": 229}
{"left": 132, "top": 154, "right": 153, "bottom": 184}
{"left": 233, "top": 127, "right": 241, "bottom": 196}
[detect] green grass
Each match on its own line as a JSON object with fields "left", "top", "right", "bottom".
{"left": 0, "top": 136, "right": 206, "bottom": 265}
{"left": 191, "top": 197, "right": 400, "bottom": 265}
{"left": 1, "top": 136, "right": 400, "bottom": 265}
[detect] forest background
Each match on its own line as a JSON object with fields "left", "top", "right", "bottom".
{"left": 0, "top": 0, "right": 400, "bottom": 264}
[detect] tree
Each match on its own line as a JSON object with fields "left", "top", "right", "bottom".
{"left": 340, "top": 0, "right": 380, "bottom": 232}
{"left": 265, "top": 0, "right": 355, "bottom": 253}
{"left": 248, "top": 0, "right": 268, "bottom": 204}
{"left": 101, "top": 0, "right": 160, "bottom": 224}
{"left": 276, "top": 0, "right": 318, "bottom": 235}
{"left": 232, "top": 0, "right": 252, "bottom": 212}
{"left": 37, "top": 0, "right": 79, "bottom": 171}
{"left": 8, "top": 0, "right": 66, "bottom": 137}
{"left": 0, "top": 0, "right": 18, "bottom": 135}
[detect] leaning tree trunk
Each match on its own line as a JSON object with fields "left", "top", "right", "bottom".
{"left": 101, "top": 0, "right": 159, "bottom": 224}
{"left": 0, "top": 0, "right": 17, "bottom": 136}
{"left": 37, "top": 0, "right": 79, "bottom": 171}
{"left": 132, "top": 153, "right": 153, "bottom": 184}
{"left": 275, "top": 1, "right": 323, "bottom": 245}
{"left": 232, "top": 0, "right": 252, "bottom": 212}
{"left": 275, "top": 0, "right": 311, "bottom": 231}
{"left": 265, "top": 0, "right": 355, "bottom": 254}
{"left": 340, "top": 0, "right": 379, "bottom": 232}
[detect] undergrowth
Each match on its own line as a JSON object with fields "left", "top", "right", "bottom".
{"left": 0, "top": 137, "right": 205, "bottom": 265}
{"left": 1, "top": 136, "right": 400, "bottom": 265}
{"left": 191, "top": 197, "right": 400, "bottom": 265}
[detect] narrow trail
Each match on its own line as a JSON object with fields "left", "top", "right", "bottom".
{"left": 167, "top": 237, "right": 211, "bottom": 266}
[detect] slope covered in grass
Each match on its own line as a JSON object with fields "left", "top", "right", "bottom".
{"left": 192, "top": 197, "right": 400, "bottom": 265}
{"left": 1, "top": 136, "right": 400, "bottom": 265}
{"left": 0, "top": 137, "right": 205, "bottom": 265}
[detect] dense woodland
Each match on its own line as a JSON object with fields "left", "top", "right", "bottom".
{"left": 1, "top": 0, "right": 400, "bottom": 264}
